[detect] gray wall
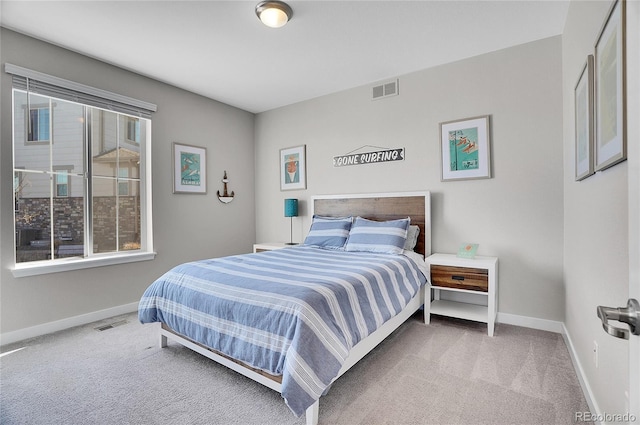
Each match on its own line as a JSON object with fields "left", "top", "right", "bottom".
{"left": 562, "top": 0, "right": 630, "bottom": 415}
{"left": 0, "top": 29, "right": 256, "bottom": 334}
{"left": 255, "top": 36, "right": 565, "bottom": 322}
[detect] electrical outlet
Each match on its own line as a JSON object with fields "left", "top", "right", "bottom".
{"left": 593, "top": 341, "right": 599, "bottom": 368}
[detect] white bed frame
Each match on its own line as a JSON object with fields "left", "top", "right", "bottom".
{"left": 159, "top": 191, "right": 431, "bottom": 424}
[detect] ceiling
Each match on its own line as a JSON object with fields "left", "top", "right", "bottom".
{"left": 0, "top": 1, "right": 570, "bottom": 114}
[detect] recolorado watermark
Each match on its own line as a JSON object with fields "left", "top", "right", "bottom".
{"left": 575, "top": 411, "right": 637, "bottom": 423}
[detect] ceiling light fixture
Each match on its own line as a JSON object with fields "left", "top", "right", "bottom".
{"left": 255, "top": 1, "right": 292, "bottom": 28}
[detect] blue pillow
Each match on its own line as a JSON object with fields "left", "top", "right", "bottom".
{"left": 345, "top": 216, "right": 410, "bottom": 254}
{"left": 303, "top": 215, "right": 352, "bottom": 249}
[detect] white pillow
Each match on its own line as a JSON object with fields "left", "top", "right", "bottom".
{"left": 403, "top": 225, "right": 420, "bottom": 251}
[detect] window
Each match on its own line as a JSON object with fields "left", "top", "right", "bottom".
{"left": 53, "top": 166, "right": 72, "bottom": 198}
{"left": 8, "top": 64, "right": 156, "bottom": 276}
{"left": 118, "top": 168, "right": 129, "bottom": 196}
{"left": 55, "top": 173, "right": 69, "bottom": 197}
{"left": 28, "top": 106, "right": 50, "bottom": 142}
{"left": 126, "top": 117, "right": 140, "bottom": 144}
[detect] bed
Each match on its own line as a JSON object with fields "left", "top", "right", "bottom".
{"left": 138, "top": 191, "right": 431, "bottom": 424}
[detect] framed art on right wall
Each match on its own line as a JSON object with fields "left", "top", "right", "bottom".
{"left": 439, "top": 115, "right": 491, "bottom": 182}
{"left": 594, "top": 0, "right": 627, "bottom": 171}
{"left": 575, "top": 55, "right": 595, "bottom": 181}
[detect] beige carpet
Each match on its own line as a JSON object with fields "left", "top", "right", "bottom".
{"left": 0, "top": 311, "right": 591, "bottom": 424}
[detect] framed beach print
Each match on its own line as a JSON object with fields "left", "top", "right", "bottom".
{"left": 280, "top": 145, "right": 307, "bottom": 191}
{"left": 575, "top": 55, "right": 595, "bottom": 181}
{"left": 594, "top": 0, "right": 626, "bottom": 171}
{"left": 439, "top": 115, "right": 491, "bottom": 181}
{"left": 173, "top": 142, "right": 207, "bottom": 194}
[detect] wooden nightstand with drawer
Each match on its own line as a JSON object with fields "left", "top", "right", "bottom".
{"left": 425, "top": 253, "right": 498, "bottom": 336}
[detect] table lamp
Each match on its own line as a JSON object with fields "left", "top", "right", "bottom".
{"left": 284, "top": 198, "right": 298, "bottom": 245}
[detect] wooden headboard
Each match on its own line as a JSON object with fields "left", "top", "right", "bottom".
{"left": 311, "top": 192, "right": 431, "bottom": 257}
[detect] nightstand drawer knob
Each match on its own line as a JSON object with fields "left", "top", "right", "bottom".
{"left": 452, "top": 275, "right": 465, "bottom": 281}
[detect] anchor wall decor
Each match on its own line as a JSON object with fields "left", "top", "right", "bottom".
{"left": 217, "top": 170, "right": 235, "bottom": 203}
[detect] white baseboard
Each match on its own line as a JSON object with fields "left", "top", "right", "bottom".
{"left": 561, "top": 323, "right": 602, "bottom": 425}
{"left": 0, "top": 302, "right": 139, "bottom": 347}
{"left": 497, "top": 311, "right": 564, "bottom": 333}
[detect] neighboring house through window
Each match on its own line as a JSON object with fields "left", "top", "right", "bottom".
{"left": 8, "top": 64, "right": 156, "bottom": 275}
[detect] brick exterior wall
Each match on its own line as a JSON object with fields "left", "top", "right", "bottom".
{"left": 15, "top": 196, "right": 140, "bottom": 262}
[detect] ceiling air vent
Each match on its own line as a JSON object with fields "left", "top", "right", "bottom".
{"left": 372, "top": 79, "right": 399, "bottom": 100}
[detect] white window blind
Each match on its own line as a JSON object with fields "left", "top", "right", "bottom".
{"left": 5, "top": 63, "right": 157, "bottom": 118}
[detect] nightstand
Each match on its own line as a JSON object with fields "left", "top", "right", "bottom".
{"left": 425, "top": 253, "right": 498, "bottom": 336}
{"left": 253, "top": 242, "right": 294, "bottom": 253}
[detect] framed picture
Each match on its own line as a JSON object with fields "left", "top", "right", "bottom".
{"left": 280, "top": 145, "right": 307, "bottom": 191}
{"left": 439, "top": 115, "right": 491, "bottom": 181}
{"left": 594, "top": 0, "right": 626, "bottom": 171}
{"left": 575, "top": 55, "right": 595, "bottom": 181}
{"left": 172, "top": 142, "right": 207, "bottom": 194}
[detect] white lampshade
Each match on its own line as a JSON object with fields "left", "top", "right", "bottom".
{"left": 256, "top": 1, "right": 292, "bottom": 28}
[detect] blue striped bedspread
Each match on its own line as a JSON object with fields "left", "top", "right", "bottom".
{"left": 138, "top": 245, "right": 427, "bottom": 416}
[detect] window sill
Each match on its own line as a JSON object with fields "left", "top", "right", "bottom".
{"left": 12, "top": 251, "right": 157, "bottom": 278}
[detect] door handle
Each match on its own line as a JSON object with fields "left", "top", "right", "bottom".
{"left": 596, "top": 298, "right": 640, "bottom": 340}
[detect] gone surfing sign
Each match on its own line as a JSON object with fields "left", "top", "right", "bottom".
{"left": 333, "top": 148, "right": 405, "bottom": 167}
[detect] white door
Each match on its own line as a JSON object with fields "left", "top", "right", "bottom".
{"left": 628, "top": 0, "right": 639, "bottom": 418}
{"left": 598, "top": 1, "right": 640, "bottom": 418}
